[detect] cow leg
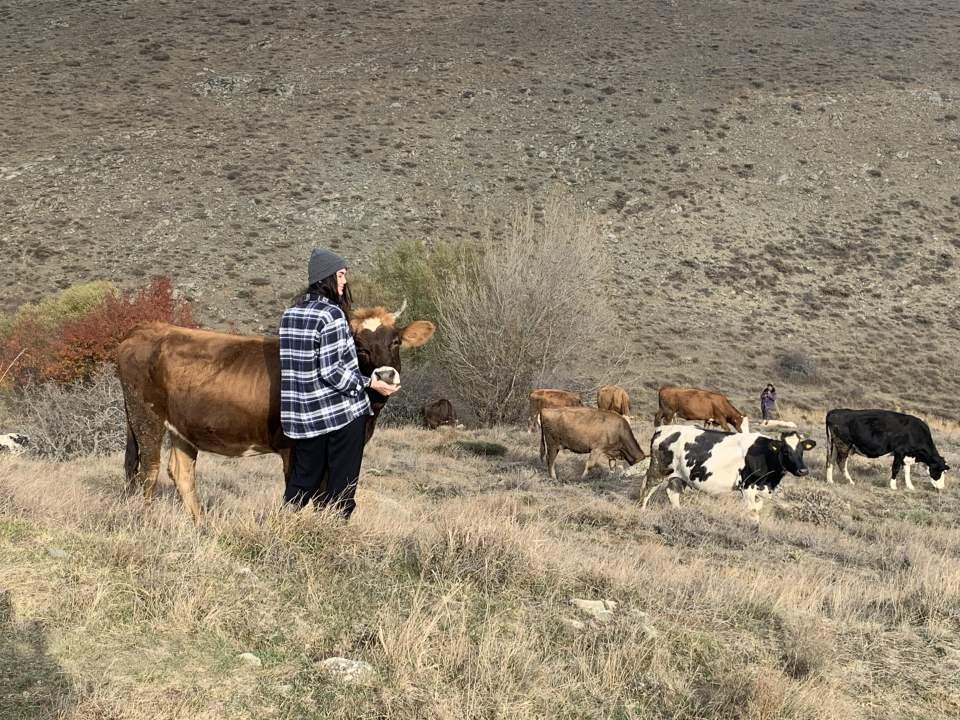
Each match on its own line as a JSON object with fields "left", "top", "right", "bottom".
{"left": 665, "top": 478, "right": 682, "bottom": 509}
{"left": 890, "top": 454, "right": 905, "bottom": 490}
{"left": 825, "top": 441, "right": 835, "bottom": 484}
{"left": 546, "top": 445, "right": 560, "bottom": 481}
{"left": 582, "top": 449, "right": 606, "bottom": 478}
{"left": 903, "top": 456, "right": 915, "bottom": 490}
{"left": 841, "top": 453, "right": 854, "bottom": 484}
{"left": 168, "top": 435, "right": 203, "bottom": 524}
{"left": 741, "top": 487, "right": 764, "bottom": 524}
{"left": 125, "top": 409, "right": 165, "bottom": 501}
{"left": 641, "top": 480, "right": 666, "bottom": 509}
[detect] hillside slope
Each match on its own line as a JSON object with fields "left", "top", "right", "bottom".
{"left": 2, "top": 0, "right": 959, "bottom": 414}
{"left": 2, "top": 422, "right": 959, "bottom": 718}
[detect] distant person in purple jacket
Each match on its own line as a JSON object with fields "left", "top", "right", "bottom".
{"left": 760, "top": 384, "right": 778, "bottom": 421}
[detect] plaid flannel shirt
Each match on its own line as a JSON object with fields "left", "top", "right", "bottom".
{"left": 279, "top": 295, "right": 371, "bottom": 438}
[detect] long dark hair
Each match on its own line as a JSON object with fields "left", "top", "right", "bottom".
{"left": 289, "top": 273, "right": 352, "bottom": 313}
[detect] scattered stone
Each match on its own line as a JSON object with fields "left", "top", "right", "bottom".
{"left": 238, "top": 652, "right": 262, "bottom": 667}
{"left": 46, "top": 546, "right": 68, "bottom": 559}
{"left": 632, "top": 610, "right": 659, "bottom": 638}
{"left": 318, "top": 657, "right": 377, "bottom": 685}
{"left": 571, "top": 598, "right": 618, "bottom": 623}
{"left": 562, "top": 617, "right": 586, "bottom": 631}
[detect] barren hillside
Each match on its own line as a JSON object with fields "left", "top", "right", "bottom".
{"left": 2, "top": 0, "right": 959, "bottom": 415}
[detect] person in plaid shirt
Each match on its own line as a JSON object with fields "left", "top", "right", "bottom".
{"left": 280, "top": 247, "right": 399, "bottom": 517}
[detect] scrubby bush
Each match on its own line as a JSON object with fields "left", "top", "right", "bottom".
{"left": 1, "top": 276, "right": 194, "bottom": 385}
{"left": 4, "top": 368, "right": 126, "bottom": 459}
{"left": 435, "top": 192, "right": 618, "bottom": 424}
{"left": 0, "top": 280, "right": 114, "bottom": 345}
{"left": 774, "top": 351, "right": 820, "bottom": 384}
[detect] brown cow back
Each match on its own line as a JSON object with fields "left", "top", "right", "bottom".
{"left": 528, "top": 388, "right": 583, "bottom": 431}
{"left": 597, "top": 384, "right": 630, "bottom": 416}
{"left": 118, "top": 322, "right": 283, "bottom": 456}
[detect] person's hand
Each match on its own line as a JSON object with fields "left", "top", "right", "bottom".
{"left": 369, "top": 377, "right": 401, "bottom": 396}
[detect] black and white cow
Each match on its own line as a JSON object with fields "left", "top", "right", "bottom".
{"left": 825, "top": 409, "right": 948, "bottom": 491}
{"left": 0, "top": 433, "right": 30, "bottom": 455}
{"left": 640, "top": 425, "right": 816, "bottom": 516}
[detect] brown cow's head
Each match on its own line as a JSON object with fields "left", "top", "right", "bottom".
{"left": 350, "top": 300, "right": 435, "bottom": 396}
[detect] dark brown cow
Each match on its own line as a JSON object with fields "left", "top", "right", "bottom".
{"left": 539, "top": 406, "right": 646, "bottom": 480}
{"left": 597, "top": 384, "right": 631, "bottom": 417}
{"left": 528, "top": 389, "right": 582, "bottom": 433}
{"left": 117, "top": 304, "right": 434, "bottom": 523}
{"left": 422, "top": 399, "right": 460, "bottom": 429}
{"left": 654, "top": 385, "right": 749, "bottom": 432}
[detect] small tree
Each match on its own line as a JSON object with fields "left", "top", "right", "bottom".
{"left": 1, "top": 276, "right": 194, "bottom": 386}
{"left": 436, "top": 192, "right": 617, "bottom": 424}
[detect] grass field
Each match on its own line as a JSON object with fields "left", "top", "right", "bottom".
{"left": 2, "top": 414, "right": 959, "bottom": 719}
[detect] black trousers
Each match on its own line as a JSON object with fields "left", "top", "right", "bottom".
{"left": 284, "top": 415, "right": 367, "bottom": 518}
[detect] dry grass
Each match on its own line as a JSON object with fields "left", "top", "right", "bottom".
{"left": 2, "top": 423, "right": 960, "bottom": 719}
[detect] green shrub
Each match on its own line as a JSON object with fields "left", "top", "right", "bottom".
{"left": 0, "top": 281, "right": 114, "bottom": 345}
{"left": 364, "top": 237, "right": 479, "bottom": 325}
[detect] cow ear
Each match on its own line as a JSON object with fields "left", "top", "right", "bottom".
{"left": 801, "top": 439, "right": 817, "bottom": 450}
{"left": 400, "top": 320, "right": 435, "bottom": 348}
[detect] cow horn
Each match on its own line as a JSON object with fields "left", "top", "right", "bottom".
{"left": 392, "top": 298, "right": 408, "bottom": 320}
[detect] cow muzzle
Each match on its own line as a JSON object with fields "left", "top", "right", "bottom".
{"left": 931, "top": 475, "right": 945, "bottom": 491}
{"left": 373, "top": 366, "right": 400, "bottom": 386}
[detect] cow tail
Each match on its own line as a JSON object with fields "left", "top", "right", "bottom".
{"left": 539, "top": 414, "right": 546, "bottom": 462}
{"left": 824, "top": 415, "right": 833, "bottom": 462}
{"left": 123, "top": 402, "right": 140, "bottom": 483}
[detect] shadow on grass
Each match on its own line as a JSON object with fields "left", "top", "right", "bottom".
{"left": 0, "top": 591, "right": 73, "bottom": 720}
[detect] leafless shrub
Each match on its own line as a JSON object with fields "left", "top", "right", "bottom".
{"left": 775, "top": 351, "right": 820, "bottom": 384}
{"left": 436, "top": 191, "right": 618, "bottom": 424}
{"left": 2, "top": 368, "right": 125, "bottom": 459}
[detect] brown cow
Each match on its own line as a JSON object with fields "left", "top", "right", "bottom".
{"left": 528, "top": 389, "right": 582, "bottom": 433}
{"left": 539, "top": 406, "right": 646, "bottom": 480}
{"left": 422, "top": 399, "right": 461, "bottom": 429}
{"left": 597, "top": 384, "right": 631, "bottom": 417}
{"left": 117, "top": 303, "right": 434, "bottom": 523}
{"left": 654, "top": 385, "right": 749, "bottom": 432}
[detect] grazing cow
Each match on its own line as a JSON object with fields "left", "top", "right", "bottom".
{"left": 654, "top": 385, "right": 749, "bottom": 433}
{"left": 825, "top": 409, "right": 949, "bottom": 490}
{"left": 539, "top": 406, "right": 646, "bottom": 480}
{"left": 422, "top": 399, "right": 460, "bottom": 429}
{"left": 528, "top": 388, "right": 583, "bottom": 433}
{"left": 117, "top": 303, "right": 434, "bottom": 523}
{"left": 641, "top": 424, "right": 816, "bottom": 517}
{"left": 0, "top": 433, "right": 30, "bottom": 455}
{"left": 597, "top": 384, "right": 631, "bottom": 417}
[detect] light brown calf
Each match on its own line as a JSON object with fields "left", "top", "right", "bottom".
{"left": 539, "top": 406, "right": 646, "bottom": 480}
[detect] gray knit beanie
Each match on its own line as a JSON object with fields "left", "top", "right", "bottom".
{"left": 307, "top": 247, "right": 348, "bottom": 285}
